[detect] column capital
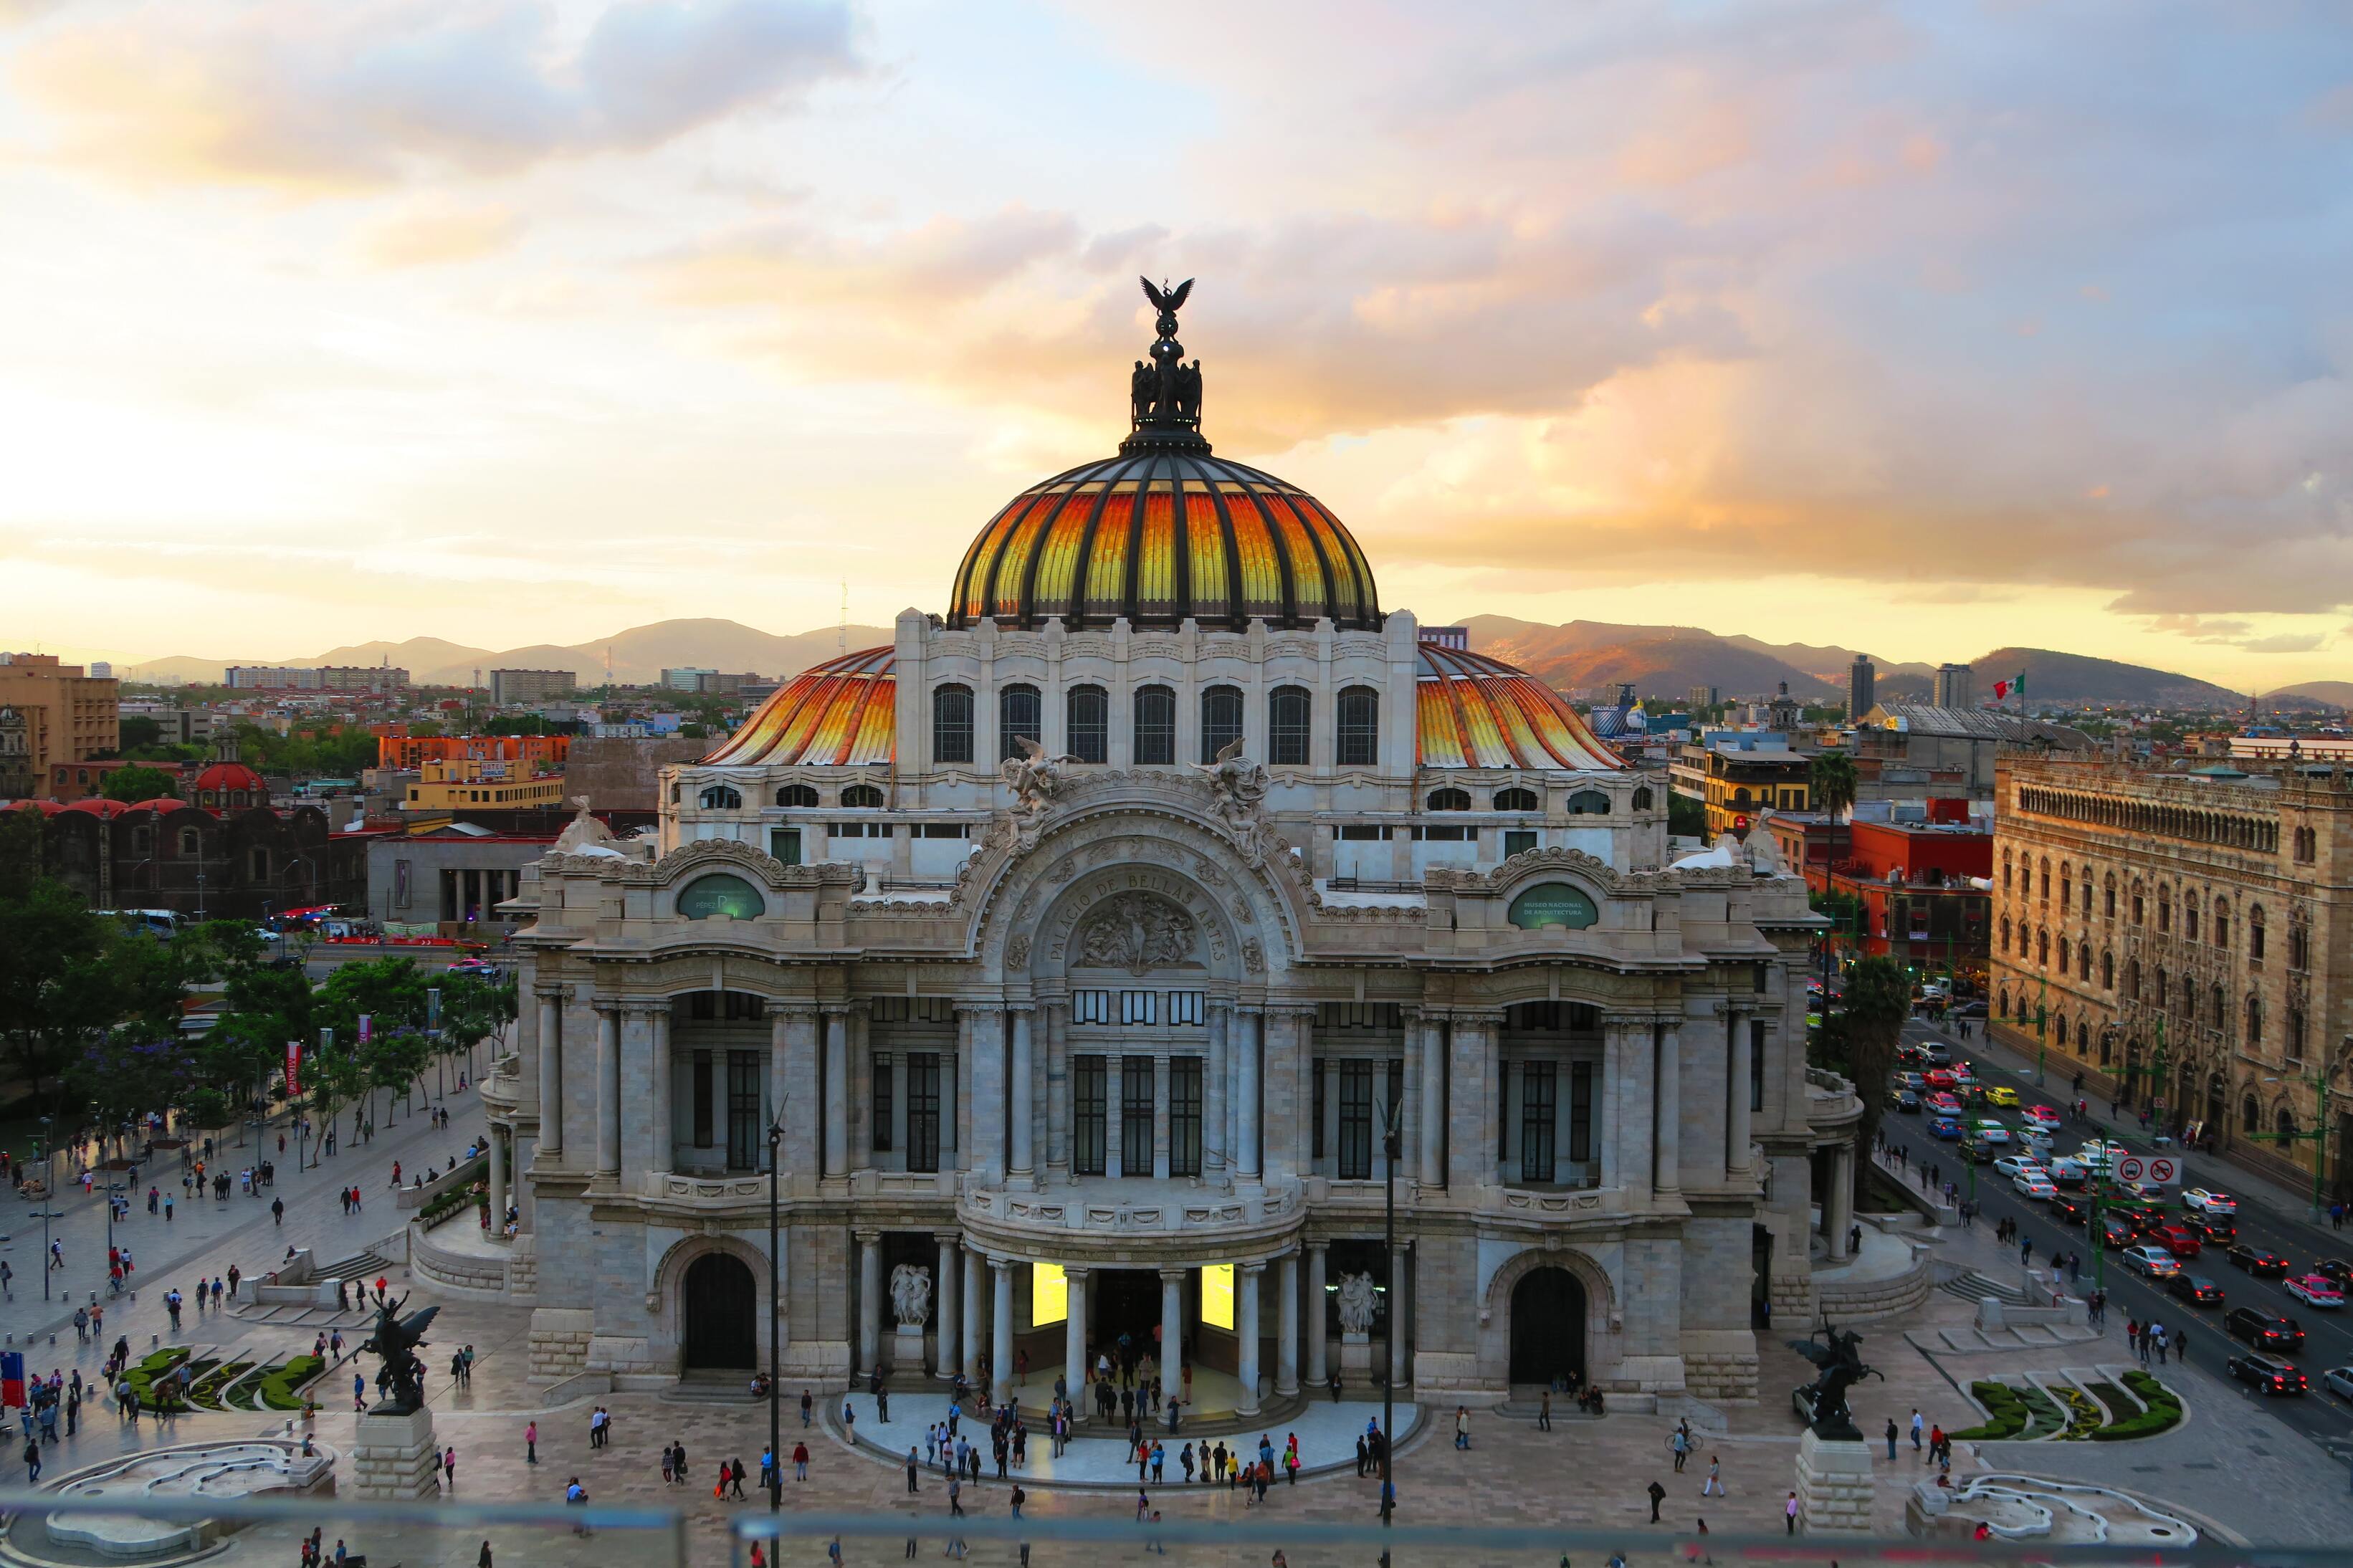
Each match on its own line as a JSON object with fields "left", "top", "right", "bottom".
{"left": 1306, "top": 1239, "right": 1329, "bottom": 1257}
{"left": 1390, "top": 1238, "right": 1414, "bottom": 1256}
{"left": 535, "top": 985, "right": 567, "bottom": 1002}
{"left": 933, "top": 1231, "right": 964, "bottom": 1247}
{"left": 1158, "top": 1266, "right": 1190, "bottom": 1283}
{"left": 991, "top": 1256, "right": 1013, "bottom": 1276}
{"left": 1238, "top": 1260, "right": 1268, "bottom": 1278}
{"left": 854, "top": 1227, "right": 884, "bottom": 1245}
{"left": 820, "top": 1001, "right": 854, "bottom": 1017}
{"left": 774, "top": 1002, "right": 821, "bottom": 1020}
{"left": 1062, "top": 1265, "right": 1092, "bottom": 1283}
{"left": 1006, "top": 1002, "right": 1038, "bottom": 1018}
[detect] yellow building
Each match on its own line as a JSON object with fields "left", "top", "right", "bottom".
{"left": 404, "top": 756, "right": 568, "bottom": 811}
{"left": 0, "top": 653, "right": 118, "bottom": 781}
{"left": 1669, "top": 735, "right": 1812, "bottom": 838}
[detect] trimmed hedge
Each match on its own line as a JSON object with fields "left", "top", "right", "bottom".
{"left": 2092, "top": 1370, "right": 2182, "bottom": 1440}
{"left": 258, "top": 1354, "right": 325, "bottom": 1412}
{"left": 1951, "top": 1380, "right": 2029, "bottom": 1440}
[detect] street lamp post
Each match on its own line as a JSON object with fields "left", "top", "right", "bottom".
{"left": 1378, "top": 1094, "right": 1403, "bottom": 1535}
{"left": 428, "top": 988, "right": 444, "bottom": 1101}
{"left": 767, "top": 1109, "right": 787, "bottom": 1514}
{"left": 39, "top": 1114, "right": 52, "bottom": 1301}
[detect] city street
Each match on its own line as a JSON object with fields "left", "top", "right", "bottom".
{"left": 1889, "top": 1013, "right": 2353, "bottom": 1459}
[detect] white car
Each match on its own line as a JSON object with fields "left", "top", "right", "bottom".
{"left": 2183, "top": 1188, "right": 2237, "bottom": 1215}
{"left": 1992, "top": 1155, "right": 2046, "bottom": 1181}
{"left": 2119, "top": 1245, "right": 2181, "bottom": 1278}
{"left": 2324, "top": 1367, "right": 2353, "bottom": 1400}
{"left": 2079, "top": 1140, "right": 2125, "bottom": 1172}
{"left": 1971, "top": 1120, "right": 2012, "bottom": 1146}
{"left": 2286, "top": 1275, "right": 2347, "bottom": 1309}
{"left": 2013, "top": 1173, "right": 2058, "bottom": 1200}
{"left": 2046, "top": 1157, "right": 2088, "bottom": 1186}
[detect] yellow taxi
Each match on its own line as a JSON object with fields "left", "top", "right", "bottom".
{"left": 1982, "top": 1085, "right": 2020, "bottom": 1108}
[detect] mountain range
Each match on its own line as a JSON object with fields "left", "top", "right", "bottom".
{"left": 123, "top": 614, "right": 2307, "bottom": 712}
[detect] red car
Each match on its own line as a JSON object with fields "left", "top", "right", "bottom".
{"left": 1923, "top": 1069, "right": 1958, "bottom": 1091}
{"left": 2153, "top": 1225, "right": 2202, "bottom": 1258}
{"left": 1927, "top": 1092, "right": 1962, "bottom": 1116}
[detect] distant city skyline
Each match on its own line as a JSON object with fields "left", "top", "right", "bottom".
{"left": 4, "top": 2, "right": 2349, "bottom": 691}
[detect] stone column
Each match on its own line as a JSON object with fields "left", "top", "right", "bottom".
{"left": 1388, "top": 1240, "right": 1410, "bottom": 1387}
{"left": 769, "top": 1007, "right": 791, "bottom": 1157}
{"left": 1237, "top": 1010, "right": 1263, "bottom": 1180}
{"left": 1008, "top": 1007, "right": 1035, "bottom": 1180}
{"left": 486, "top": 1124, "right": 507, "bottom": 1238}
{"left": 1825, "top": 1145, "right": 1856, "bottom": 1261}
{"left": 962, "top": 1248, "right": 985, "bottom": 1384}
{"left": 858, "top": 1229, "right": 883, "bottom": 1373}
{"left": 823, "top": 1008, "right": 850, "bottom": 1180}
{"left": 1418, "top": 1013, "right": 1446, "bottom": 1186}
{"left": 1105, "top": 1054, "right": 1125, "bottom": 1178}
{"left": 1306, "top": 1243, "right": 1329, "bottom": 1386}
{"left": 954, "top": 1008, "right": 975, "bottom": 1171}
{"left": 1205, "top": 1003, "right": 1229, "bottom": 1177}
{"left": 1236, "top": 1262, "right": 1263, "bottom": 1414}
{"left": 991, "top": 1259, "right": 1015, "bottom": 1406}
{"left": 649, "top": 1003, "right": 673, "bottom": 1177}
{"left": 1152, "top": 1053, "right": 1173, "bottom": 1181}
{"left": 593, "top": 1001, "right": 621, "bottom": 1176}
{"left": 1448, "top": 1014, "right": 1496, "bottom": 1190}
{"left": 1045, "top": 1003, "right": 1069, "bottom": 1180}
{"left": 535, "top": 989, "right": 563, "bottom": 1157}
{"left": 970, "top": 1009, "right": 1006, "bottom": 1184}
{"left": 1599, "top": 1018, "right": 1623, "bottom": 1190}
{"left": 935, "top": 1234, "right": 961, "bottom": 1380}
{"left": 1655, "top": 1021, "right": 1682, "bottom": 1196}
{"left": 1277, "top": 1251, "right": 1301, "bottom": 1397}
{"left": 1160, "top": 1268, "right": 1186, "bottom": 1411}
{"left": 1727, "top": 1008, "right": 1754, "bottom": 1177}
{"left": 1064, "top": 1267, "right": 1090, "bottom": 1421}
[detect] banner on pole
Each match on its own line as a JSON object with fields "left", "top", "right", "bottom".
{"left": 1, "top": 1350, "right": 24, "bottom": 1410}
{"left": 285, "top": 1039, "right": 302, "bottom": 1099}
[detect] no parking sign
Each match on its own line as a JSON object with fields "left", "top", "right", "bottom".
{"left": 2114, "top": 1154, "right": 2180, "bottom": 1187}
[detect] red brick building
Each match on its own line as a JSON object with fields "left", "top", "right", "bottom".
{"left": 1800, "top": 816, "right": 1993, "bottom": 979}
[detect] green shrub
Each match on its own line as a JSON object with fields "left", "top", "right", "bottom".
{"left": 2089, "top": 1372, "right": 2182, "bottom": 1439}
{"left": 1950, "top": 1380, "right": 2030, "bottom": 1440}
{"left": 258, "top": 1354, "right": 325, "bottom": 1411}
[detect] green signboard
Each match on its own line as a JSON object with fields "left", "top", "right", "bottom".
{"left": 1507, "top": 882, "right": 1599, "bottom": 931}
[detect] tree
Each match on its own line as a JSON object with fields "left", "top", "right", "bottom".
{"left": 1841, "top": 956, "right": 1913, "bottom": 1192}
{"left": 1809, "top": 750, "right": 1858, "bottom": 821}
{"left": 1667, "top": 793, "right": 1707, "bottom": 838}
{"left": 118, "top": 716, "right": 165, "bottom": 752}
{"left": 97, "top": 765, "right": 179, "bottom": 803}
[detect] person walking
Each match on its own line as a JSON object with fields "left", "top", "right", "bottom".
{"left": 1786, "top": 1492, "right": 1800, "bottom": 1534}
{"left": 443, "top": 1446, "right": 457, "bottom": 1492}
{"left": 1884, "top": 1418, "right": 1898, "bottom": 1461}
{"left": 1909, "top": 1409, "right": 1924, "bottom": 1455}
{"left": 1671, "top": 1425, "right": 1689, "bottom": 1471}
{"left": 1538, "top": 1389, "right": 1552, "bottom": 1432}
{"left": 1701, "top": 1456, "right": 1724, "bottom": 1498}
{"left": 526, "top": 1420, "right": 538, "bottom": 1465}
{"left": 2177, "top": 1326, "right": 2191, "bottom": 1364}
{"left": 795, "top": 1441, "right": 810, "bottom": 1482}
{"left": 948, "top": 1474, "right": 964, "bottom": 1519}
{"left": 1647, "top": 1479, "right": 1666, "bottom": 1522}
{"left": 1455, "top": 1407, "right": 1471, "bottom": 1450}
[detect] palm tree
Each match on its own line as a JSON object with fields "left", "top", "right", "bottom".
{"left": 1810, "top": 748, "right": 1860, "bottom": 869}
{"left": 1841, "top": 956, "right": 1914, "bottom": 1203}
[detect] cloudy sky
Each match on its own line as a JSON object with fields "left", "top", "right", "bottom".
{"left": 3, "top": 0, "right": 2349, "bottom": 689}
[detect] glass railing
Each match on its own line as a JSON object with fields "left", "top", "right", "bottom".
{"left": 1, "top": 1492, "right": 2336, "bottom": 1568}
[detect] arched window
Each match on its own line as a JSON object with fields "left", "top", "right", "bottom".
{"left": 2058, "top": 937, "right": 2071, "bottom": 974}
{"left": 999, "top": 684, "right": 1042, "bottom": 761}
{"left": 1066, "top": 684, "right": 1109, "bottom": 765}
{"left": 2076, "top": 1020, "right": 2090, "bottom": 1054}
{"left": 178, "top": 826, "right": 199, "bottom": 855}
{"left": 1631, "top": 785, "right": 1655, "bottom": 810}
{"left": 2213, "top": 899, "right": 2229, "bottom": 948}
{"left": 2131, "top": 883, "right": 2144, "bottom": 924}
{"left": 249, "top": 847, "right": 269, "bottom": 879}
{"left": 1200, "top": 685, "right": 1243, "bottom": 763}
{"left": 2078, "top": 942, "right": 2091, "bottom": 981}
{"left": 2157, "top": 887, "right": 2170, "bottom": 932}
{"left": 1493, "top": 786, "right": 1539, "bottom": 812}
{"left": 2245, "top": 994, "right": 2263, "bottom": 1047}
{"left": 1733, "top": 787, "right": 1752, "bottom": 808}
{"left": 2154, "top": 967, "right": 2168, "bottom": 1009}
{"left": 2038, "top": 857, "right": 2051, "bottom": 901}
{"left": 2059, "top": 864, "right": 2071, "bottom": 909}
{"left": 2243, "top": 1095, "right": 2261, "bottom": 1135}
{"left": 776, "top": 784, "right": 818, "bottom": 808}
{"left": 2081, "top": 879, "right": 2093, "bottom": 918}
{"left": 2288, "top": 1006, "right": 2307, "bottom": 1061}
{"left": 2037, "top": 929, "right": 2050, "bottom": 966}
{"left": 841, "top": 785, "right": 884, "bottom": 808}
{"left": 2127, "top": 957, "right": 2140, "bottom": 999}
{"left": 2250, "top": 905, "right": 2266, "bottom": 960}
{"left": 2184, "top": 894, "right": 2199, "bottom": 942}
{"left": 1426, "top": 787, "right": 1471, "bottom": 811}
{"left": 1336, "top": 686, "right": 1379, "bottom": 767}
{"left": 2278, "top": 1107, "right": 2300, "bottom": 1141}
{"left": 678, "top": 873, "right": 765, "bottom": 921}
{"left": 1133, "top": 684, "right": 1177, "bottom": 765}
{"left": 1999, "top": 917, "right": 2011, "bottom": 952}
{"left": 2101, "top": 950, "right": 2114, "bottom": 990}
{"left": 1998, "top": 987, "right": 2010, "bottom": 1019}
{"left": 2001, "top": 851, "right": 2012, "bottom": 892}
{"left": 2290, "top": 922, "right": 2309, "bottom": 970}
{"left": 2211, "top": 983, "right": 2227, "bottom": 1031}
{"left": 1268, "top": 685, "right": 1312, "bottom": 767}
{"left": 698, "top": 784, "right": 743, "bottom": 810}
{"left": 932, "top": 684, "right": 974, "bottom": 765}
{"left": 2103, "top": 874, "right": 2116, "bottom": 919}
{"left": 1567, "top": 789, "right": 1610, "bottom": 815}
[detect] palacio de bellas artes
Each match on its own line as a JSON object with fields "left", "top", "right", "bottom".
{"left": 492, "top": 280, "right": 1857, "bottom": 1416}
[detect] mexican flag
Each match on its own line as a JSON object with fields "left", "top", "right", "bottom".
{"left": 1992, "top": 674, "right": 2025, "bottom": 700}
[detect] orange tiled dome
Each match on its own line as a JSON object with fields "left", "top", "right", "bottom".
{"left": 702, "top": 646, "right": 895, "bottom": 768}
{"left": 1416, "top": 644, "right": 1623, "bottom": 770}
{"left": 947, "top": 453, "right": 1381, "bottom": 633}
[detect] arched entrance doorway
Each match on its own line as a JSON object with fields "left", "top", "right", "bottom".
{"left": 1508, "top": 1266, "right": 1586, "bottom": 1385}
{"left": 682, "top": 1253, "right": 758, "bottom": 1369}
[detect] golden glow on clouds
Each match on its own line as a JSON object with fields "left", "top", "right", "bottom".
{"left": 1, "top": 0, "right": 2349, "bottom": 692}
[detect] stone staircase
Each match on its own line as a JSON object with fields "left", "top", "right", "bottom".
{"left": 1937, "top": 1269, "right": 2033, "bottom": 1308}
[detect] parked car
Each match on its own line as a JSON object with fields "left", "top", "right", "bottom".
{"left": 2182, "top": 1187, "right": 2237, "bottom": 1215}
{"left": 2286, "top": 1275, "right": 2347, "bottom": 1310}
{"left": 2228, "top": 1245, "right": 2292, "bottom": 1277}
{"left": 2165, "top": 1272, "right": 2225, "bottom": 1305}
{"left": 1981, "top": 1084, "right": 2018, "bottom": 1106}
{"left": 2227, "top": 1351, "right": 2307, "bottom": 1395}
{"left": 1992, "top": 1155, "right": 2045, "bottom": 1181}
{"left": 2151, "top": 1224, "right": 2202, "bottom": 1258}
{"left": 2225, "top": 1307, "right": 2305, "bottom": 1350}
{"left": 2013, "top": 1172, "right": 2058, "bottom": 1201}
{"left": 2323, "top": 1366, "right": 2353, "bottom": 1400}
{"left": 2119, "top": 1245, "right": 2182, "bottom": 1278}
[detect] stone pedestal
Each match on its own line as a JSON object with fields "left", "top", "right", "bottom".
{"left": 348, "top": 1405, "right": 440, "bottom": 1501}
{"left": 1795, "top": 1428, "right": 1875, "bottom": 1535}
{"left": 890, "top": 1323, "right": 928, "bottom": 1374}
{"left": 1340, "top": 1330, "right": 1373, "bottom": 1375}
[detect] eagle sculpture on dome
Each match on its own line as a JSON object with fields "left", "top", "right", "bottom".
{"left": 1142, "top": 275, "right": 1193, "bottom": 338}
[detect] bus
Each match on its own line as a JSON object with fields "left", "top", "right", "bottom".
{"left": 100, "top": 909, "right": 183, "bottom": 940}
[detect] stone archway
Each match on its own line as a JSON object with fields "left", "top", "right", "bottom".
{"left": 682, "top": 1253, "right": 758, "bottom": 1369}
{"left": 1480, "top": 1246, "right": 1618, "bottom": 1390}
{"left": 1508, "top": 1266, "right": 1588, "bottom": 1385}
